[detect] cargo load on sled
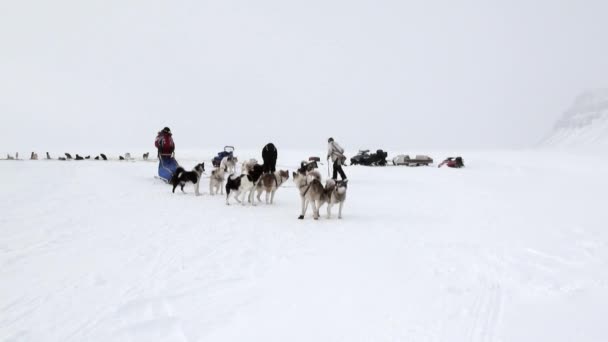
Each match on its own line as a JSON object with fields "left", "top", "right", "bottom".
{"left": 212, "top": 146, "right": 235, "bottom": 167}
{"left": 392, "top": 155, "right": 434, "bottom": 166}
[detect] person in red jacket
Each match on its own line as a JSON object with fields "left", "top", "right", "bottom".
{"left": 155, "top": 127, "right": 178, "bottom": 182}
{"left": 155, "top": 127, "right": 175, "bottom": 158}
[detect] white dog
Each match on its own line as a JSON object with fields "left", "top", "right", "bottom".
{"left": 209, "top": 166, "right": 226, "bottom": 195}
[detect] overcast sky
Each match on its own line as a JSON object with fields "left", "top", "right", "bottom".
{"left": 1, "top": 0, "right": 607, "bottom": 152}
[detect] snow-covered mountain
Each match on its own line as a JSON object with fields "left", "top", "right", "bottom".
{"left": 542, "top": 89, "right": 608, "bottom": 147}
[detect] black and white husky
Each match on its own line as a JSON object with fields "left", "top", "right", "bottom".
{"left": 225, "top": 164, "right": 264, "bottom": 205}
{"left": 170, "top": 163, "right": 205, "bottom": 196}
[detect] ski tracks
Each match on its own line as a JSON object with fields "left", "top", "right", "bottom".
{"left": 466, "top": 279, "right": 504, "bottom": 342}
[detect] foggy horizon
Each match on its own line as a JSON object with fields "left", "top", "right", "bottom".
{"left": 2, "top": 0, "right": 607, "bottom": 152}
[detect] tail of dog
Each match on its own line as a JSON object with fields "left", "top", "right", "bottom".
{"left": 171, "top": 167, "right": 186, "bottom": 185}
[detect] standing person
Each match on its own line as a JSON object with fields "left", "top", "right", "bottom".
{"left": 327, "top": 137, "right": 347, "bottom": 181}
{"left": 261, "top": 142, "right": 277, "bottom": 174}
{"left": 155, "top": 127, "right": 178, "bottom": 182}
{"left": 155, "top": 127, "right": 175, "bottom": 158}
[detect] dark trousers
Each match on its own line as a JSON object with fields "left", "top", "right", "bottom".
{"left": 333, "top": 160, "right": 347, "bottom": 180}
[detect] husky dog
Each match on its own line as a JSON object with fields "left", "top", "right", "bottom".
{"left": 324, "top": 179, "right": 348, "bottom": 219}
{"left": 292, "top": 170, "right": 327, "bottom": 220}
{"left": 94, "top": 156, "right": 100, "bottom": 160}
{"left": 119, "top": 156, "right": 125, "bottom": 160}
{"left": 209, "top": 166, "right": 227, "bottom": 195}
{"left": 170, "top": 163, "right": 205, "bottom": 195}
{"left": 256, "top": 170, "right": 289, "bottom": 204}
{"left": 46, "top": 152, "right": 52, "bottom": 160}
{"left": 143, "top": 152, "right": 149, "bottom": 160}
{"left": 124, "top": 153, "right": 132, "bottom": 160}
{"left": 30, "top": 152, "right": 38, "bottom": 160}
{"left": 241, "top": 158, "right": 258, "bottom": 174}
{"left": 100, "top": 154, "right": 107, "bottom": 161}
{"left": 225, "top": 164, "right": 264, "bottom": 205}
{"left": 75, "top": 154, "right": 84, "bottom": 160}
{"left": 220, "top": 156, "right": 238, "bottom": 174}
{"left": 64, "top": 153, "right": 72, "bottom": 159}
{"left": 7, "top": 154, "right": 14, "bottom": 160}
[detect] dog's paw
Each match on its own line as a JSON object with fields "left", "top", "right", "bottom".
{"left": 298, "top": 215, "right": 304, "bottom": 220}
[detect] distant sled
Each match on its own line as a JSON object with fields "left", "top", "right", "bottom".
{"left": 158, "top": 155, "right": 179, "bottom": 183}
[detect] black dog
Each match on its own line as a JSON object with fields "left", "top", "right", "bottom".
{"left": 100, "top": 154, "right": 107, "bottom": 160}
{"left": 171, "top": 163, "right": 205, "bottom": 196}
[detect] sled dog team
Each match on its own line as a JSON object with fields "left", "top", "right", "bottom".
{"left": 170, "top": 157, "right": 347, "bottom": 220}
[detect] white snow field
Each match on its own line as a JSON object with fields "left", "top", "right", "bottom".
{"left": 1, "top": 149, "right": 608, "bottom": 342}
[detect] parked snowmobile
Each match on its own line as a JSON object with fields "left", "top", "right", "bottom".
{"left": 350, "top": 149, "right": 388, "bottom": 166}
{"left": 212, "top": 146, "right": 235, "bottom": 167}
{"left": 438, "top": 156, "right": 465, "bottom": 168}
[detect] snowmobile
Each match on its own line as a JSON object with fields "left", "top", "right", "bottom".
{"left": 350, "top": 149, "right": 388, "bottom": 166}
{"left": 212, "top": 146, "right": 235, "bottom": 167}
{"left": 438, "top": 156, "right": 465, "bottom": 168}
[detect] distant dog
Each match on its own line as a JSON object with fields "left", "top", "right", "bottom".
{"left": 292, "top": 170, "right": 327, "bottom": 220}
{"left": 225, "top": 164, "right": 264, "bottom": 205}
{"left": 7, "top": 154, "right": 14, "bottom": 160}
{"left": 256, "top": 170, "right": 289, "bottom": 204}
{"left": 30, "top": 152, "right": 38, "bottom": 160}
{"left": 324, "top": 179, "right": 348, "bottom": 219}
{"left": 209, "top": 166, "right": 227, "bottom": 196}
{"left": 65, "top": 153, "right": 72, "bottom": 159}
{"left": 119, "top": 156, "right": 125, "bottom": 160}
{"left": 94, "top": 156, "right": 100, "bottom": 160}
{"left": 170, "top": 163, "right": 205, "bottom": 196}
{"left": 100, "top": 154, "right": 107, "bottom": 161}
{"left": 75, "top": 154, "right": 84, "bottom": 160}
{"left": 124, "top": 153, "right": 132, "bottom": 160}
{"left": 85, "top": 155, "right": 90, "bottom": 159}
{"left": 46, "top": 152, "right": 51, "bottom": 160}
{"left": 143, "top": 152, "right": 149, "bottom": 160}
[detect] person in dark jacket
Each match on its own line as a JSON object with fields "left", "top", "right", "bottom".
{"left": 262, "top": 142, "right": 277, "bottom": 173}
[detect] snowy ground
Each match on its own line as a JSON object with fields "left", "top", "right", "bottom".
{"left": 1, "top": 149, "right": 608, "bottom": 342}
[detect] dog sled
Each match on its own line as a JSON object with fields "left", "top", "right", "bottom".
{"left": 158, "top": 154, "right": 179, "bottom": 182}
{"left": 212, "top": 146, "right": 235, "bottom": 167}
{"left": 392, "top": 155, "right": 433, "bottom": 166}
{"left": 350, "top": 149, "right": 388, "bottom": 166}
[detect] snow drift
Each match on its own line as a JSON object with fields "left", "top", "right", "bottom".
{"left": 542, "top": 89, "right": 608, "bottom": 147}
